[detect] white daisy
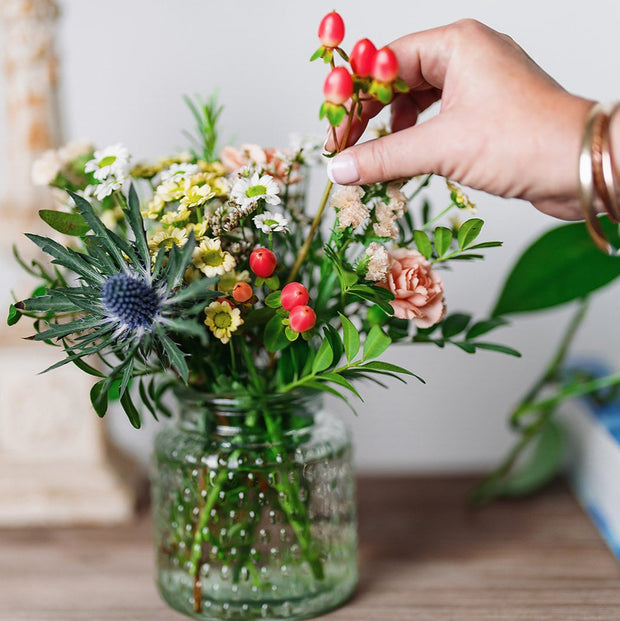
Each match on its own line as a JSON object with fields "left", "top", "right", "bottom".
{"left": 92, "top": 176, "right": 125, "bottom": 200}
{"left": 230, "top": 173, "right": 281, "bottom": 209}
{"left": 253, "top": 211, "right": 289, "bottom": 234}
{"left": 158, "top": 162, "right": 201, "bottom": 184}
{"left": 84, "top": 143, "right": 131, "bottom": 182}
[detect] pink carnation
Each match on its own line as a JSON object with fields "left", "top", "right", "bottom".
{"left": 382, "top": 248, "right": 445, "bottom": 328}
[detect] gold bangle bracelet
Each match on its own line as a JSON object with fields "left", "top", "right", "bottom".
{"left": 579, "top": 102, "right": 612, "bottom": 253}
{"left": 601, "top": 103, "right": 620, "bottom": 222}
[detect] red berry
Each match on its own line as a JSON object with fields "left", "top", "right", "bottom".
{"left": 289, "top": 305, "right": 316, "bottom": 333}
{"left": 323, "top": 67, "right": 353, "bottom": 105}
{"left": 232, "top": 282, "right": 253, "bottom": 303}
{"left": 350, "top": 38, "right": 377, "bottom": 77}
{"left": 318, "top": 11, "right": 345, "bottom": 48}
{"left": 280, "top": 282, "right": 310, "bottom": 311}
{"left": 249, "top": 248, "right": 277, "bottom": 278}
{"left": 372, "top": 47, "right": 399, "bottom": 83}
{"left": 216, "top": 297, "right": 235, "bottom": 308}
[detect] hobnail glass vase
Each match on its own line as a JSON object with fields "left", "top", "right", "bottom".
{"left": 151, "top": 391, "right": 358, "bottom": 620}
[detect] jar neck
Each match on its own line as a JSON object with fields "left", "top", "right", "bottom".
{"left": 177, "top": 391, "right": 322, "bottom": 437}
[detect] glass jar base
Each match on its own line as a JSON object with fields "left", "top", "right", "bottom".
{"left": 157, "top": 566, "right": 358, "bottom": 620}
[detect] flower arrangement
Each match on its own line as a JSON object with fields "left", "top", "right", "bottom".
{"left": 8, "top": 10, "right": 518, "bottom": 619}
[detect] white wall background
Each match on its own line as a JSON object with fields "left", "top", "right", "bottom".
{"left": 2, "top": 0, "right": 620, "bottom": 472}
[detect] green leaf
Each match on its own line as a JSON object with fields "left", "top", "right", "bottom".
{"left": 7, "top": 304, "right": 20, "bottom": 326}
{"left": 413, "top": 230, "right": 433, "bottom": 259}
{"left": 363, "top": 325, "right": 391, "bottom": 360}
{"left": 324, "top": 325, "right": 343, "bottom": 366}
{"left": 454, "top": 341, "right": 476, "bottom": 354}
{"left": 433, "top": 226, "right": 453, "bottom": 258}
{"left": 125, "top": 184, "right": 150, "bottom": 269}
{"left": 120, "top": 390, "right": 142, "bottom": 429}
{"left": 158, "top": 331, "right": 189, "bottom": 382}
{"left": 360, "top": 360, "right": 424, "bottom": 383}
{"left": 39, "top": 209, "right": 90, "bottom": 237}
{"left": 325, "top": 103, "right": 347, "bottom": 127}
{"left": 318, "top": 372, "right": 362, "bottom": 400}
{"left": 310, "top": 46, "right": 324, "bottom": 62}
{"left": 488, "top": 418, "right": 565, "bottom": 499}
{"left": 265, "top": 291, "right": 282, "bottom": 309}
{"left": 441, "top": 313, "right": 471, "bottom": 339}
{"left": 493, "top": 219, "right": 620, "bottom": 316}
{"left": 474, "top": 342, "right": 521, "bottom": 357}
{"left": 467, "top": 241, "right": 503, "bottom": 250}
{"left": 339, "top": 313, "right": 360, "bottom": 362}
{"left": 312, "top": 338, "right": 334, "bottom": 373}
{"left": 90, "top": 380, "right": 109, "bottom": 418}
{"left": 466, "top": 317, "right": 509, "bottom": 339}
{"left": 285, "top": 326, "right": 299, "bottom": 341}
{"left": 264, "top": 275, "right": 280, "bottom": 290}
{"left": 457, "top": 218, "right": 483, "bottom": 249}
{"left": 264, "top": 315, "right": 289, "bottom": 352}
{"left": 393, "top": 77, "right": 409, "bottom": 93}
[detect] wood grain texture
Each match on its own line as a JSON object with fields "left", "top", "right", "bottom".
{"left": 1, "top": 476, "right": 619, "bottom": 621}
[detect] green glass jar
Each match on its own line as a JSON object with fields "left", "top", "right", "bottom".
{"left": 151, "top": 392, "right": 358, "bottom": 620}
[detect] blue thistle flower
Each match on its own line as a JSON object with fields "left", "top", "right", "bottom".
{"left": 14, "top": 186, "right": 218, "bottom": 427}
{"left": 102, "top": 274, "right": 163, "bottom": 338}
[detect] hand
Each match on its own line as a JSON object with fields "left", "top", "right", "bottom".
{"left": 326, "top": 19, "right": 594, "bottom": 220}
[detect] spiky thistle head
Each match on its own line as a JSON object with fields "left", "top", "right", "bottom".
{"left": 12, "top": 186, "right": 218, "bottom": 427}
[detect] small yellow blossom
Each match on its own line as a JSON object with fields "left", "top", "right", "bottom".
{"left": 148, "top": 227, "right": 189, "bottom": 253}
{"left": 156, "top": 178, "right": 184, "bottom": 202}
{"left": 161, "top": 205, "right": 191, "bottom": 226}
{"left": 180, "top": 176, "right": 215, "bottom": 209}
{"left": 192, "top": 238, "right": 236, "bottom": 277}
{"left": 204, "top": 300, "right": 243, "bottom": 344}
{"left": 198, "top": 160, "right": 227, "bottom": 176}
{"left": 131, "top": 162, "right": 162, "bottom": 179}
{"left": 142, "top": 195, "right": 166, "bottom": 219}
{"left": 446, "top": 180, "right": 476, "bottom": 214}
{"left": 191, "top": 221, "right": 210, "bottom": 241}
{"left": 217, "top": 269, "right": 250, "bottom": 293}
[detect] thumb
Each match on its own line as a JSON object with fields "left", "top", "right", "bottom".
{"left": 327, "top": 116, "right": 449, "bottom": 185}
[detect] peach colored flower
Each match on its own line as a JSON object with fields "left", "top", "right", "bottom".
{"left": 382, "top": 248, "right": 446, "bottom": 328}
{"left": 220, "top": 144, "right": 267, "bottom": 173}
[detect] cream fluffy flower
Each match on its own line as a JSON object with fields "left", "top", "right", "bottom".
{"left": 331, "top": 185, "right": 369, "bottom": 230}
{"left": 365, "top": 242, "right": 391, "bottom": 282}
{"left": 373, "top": 202, "right": 398, "bottom": 238}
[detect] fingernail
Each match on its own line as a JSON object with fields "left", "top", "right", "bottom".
{"left": 327, "top": 153, "right": 360, "bottom": 184}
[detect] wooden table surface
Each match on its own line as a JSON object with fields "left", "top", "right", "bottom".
{"left": 1, "top": 476, "right": 619, "bottom": 620}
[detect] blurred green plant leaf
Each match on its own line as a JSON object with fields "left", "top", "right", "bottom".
{"left": 493, "top": 219, "right": 620, "bottom": 316}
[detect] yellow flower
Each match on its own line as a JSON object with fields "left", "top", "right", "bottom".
{"left": 142, "top": 195, "right": 166, "bottom": 219}
{"left": 210, "top": 177, "right": 231, "bottom": 197}
{"left": 204, "top": 300, "right": 243, "bottom": 344}
{"left": 198, "top": 160, "right": 227, "bottom": 176}
{"left": 192, "top": 238, "right": 236, "bottom": 277}
{"left": 217, "top": 269, "right": 250, "bottom": 293}
{"left": 156, "top": 178, "right": 184, "bottom": 202}
{"left": 131, "top": 162, "right": 162, "bottom": 179}
{"left": 191, "top": 221, "right": 210, "bottom": 241}
{"left": 148, "top": 227, "right": 189, "bottom": 253}
{"left": 446, "top": 180, "right": 476, "bottom": 214}
{"left": 180, "top": 175, "right": 215, "bottom": 208}
{"left": 161, "top": 205, "right": 191, "bottom": 226}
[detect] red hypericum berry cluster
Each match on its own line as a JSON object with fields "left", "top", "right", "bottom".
{"left": 249, "top": 247, "right": 277, "bottom": 278}
{"left": 314, "top": 11, "right": 409, "bottom": 132}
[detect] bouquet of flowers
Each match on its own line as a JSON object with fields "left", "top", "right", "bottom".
{"left": 9, "top": 10, "right": 517, "bottom": 620}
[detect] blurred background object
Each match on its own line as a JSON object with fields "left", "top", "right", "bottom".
{"left": 0, "top": 0, "right": 138, "bottom": 527}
